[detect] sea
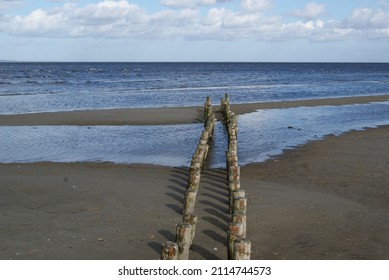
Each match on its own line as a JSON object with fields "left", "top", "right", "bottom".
{"left": 1, "top": 62, "right": 389, "bottom": 167}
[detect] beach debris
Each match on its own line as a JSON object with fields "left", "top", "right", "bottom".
{"left": 288, "top": 125, "right": 301, "bottom": 130}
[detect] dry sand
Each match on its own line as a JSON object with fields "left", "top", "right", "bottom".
{"left": 0, "top": 95, "right": 388, "bottom": 260}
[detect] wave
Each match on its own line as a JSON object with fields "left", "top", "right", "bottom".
{"left": 136, "top": 84, "right": 278, "bottom": 92}
{"left": 0, "top": 91, "right": 63, "bottom": 97}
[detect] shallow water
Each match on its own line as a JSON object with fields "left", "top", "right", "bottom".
{"left": 0, "top": 102, "right": 388, "bottom": 167}
{"left": 0, "top": 124, "right": 203, "bottom": 166}
{"left": 236, "top": 101, "right": 389, "bottom": 166}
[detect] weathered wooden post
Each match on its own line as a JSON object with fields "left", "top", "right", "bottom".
{"left": 200, "top": 130, "right": 209, "bottom": 142}
{"left": 232, "top": 211, "right": 247, "bottom": 238}
{"left": 176, "top": 223, "right": 192, "bottom": 260}
{"left": 228, "top": 165, "right": 240, "bottom": 184}
{"left": 229, "top": 139, "right": 237, "bottom": 152}
{"left": 227, "top": 222, "right": 243, "bottom": 260}
{"left": 203, "top": 144, "right": 209, "bottom": 164}
{"left": 230, "top": 189, "right": 245, "bottom": 215}
{"left": 183, "top": 213, "right": 198, "bottom": 247}
{"left": 210, "top": 117, "right": 217, "bottom": 139}
{"left": 189, "top": 160, "right": 201, "bottom": 174}
{"left": 161, "top": 241, "right": 178, "bottom": 260}
{"left": 184, "top": 189, "right": 197, "bottom": 214}
{"left": 221, "top": 97, "right": 226, "bottom": 115}
{"left": 194, "top": 144, "right": 209, "bottom": 165}
{"left": 220, "top": 95, "right": 250, "bottom": 260}
{"left": 233, "top": 239, "right": 251, "bottom": 260}
{"left": 163, "top": 97, "right": 221, "bottom": 261}
{"left": 188, "top": 169, "right": 201, "bottom": 190}
{"left": 233, "top": 196, "right": 247, "bottom": 214}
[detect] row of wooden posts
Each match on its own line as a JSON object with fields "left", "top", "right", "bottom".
{"left": 161, "top": 95, "right": 250, "bottom": 260}
{"left": 161, "top": 96, "right": 216, "bottom": 260}
{"left": 221, "top": 94, "right": 251, "bottom": 260}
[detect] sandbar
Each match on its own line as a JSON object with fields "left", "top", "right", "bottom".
{"left": 0, "top": 94, "right": 388, "bottom": 126}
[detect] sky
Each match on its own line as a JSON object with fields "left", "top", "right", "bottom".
{"left": 0, "top": 0, "right": 388, "bottom": 62}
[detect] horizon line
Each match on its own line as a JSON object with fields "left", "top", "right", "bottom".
{"left": 1, "top": 60, "right": 389, "bottom": 64}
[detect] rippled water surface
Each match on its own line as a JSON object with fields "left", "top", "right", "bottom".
{"left": 1, "top": 62, "right": 389, "bottom": 114}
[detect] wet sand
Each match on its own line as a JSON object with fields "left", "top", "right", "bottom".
{"left": 0, "top": 96, "right": 388, "bottom": 260}
{"left": 1, "top": 94, "right": 388, "bottom": 126}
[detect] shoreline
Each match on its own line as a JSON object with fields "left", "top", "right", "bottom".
{"left": 0, "top": 94, "right": 388, "bottom": 126}
{"left": 1, "top": 125, "right": 388, "bottom": 259}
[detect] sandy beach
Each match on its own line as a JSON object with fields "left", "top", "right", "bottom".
{"left": 1, "top": 94, "right": 388, "bottom": 126}
{"left": 0, "top": 95, "right": 388, "bottom": 260}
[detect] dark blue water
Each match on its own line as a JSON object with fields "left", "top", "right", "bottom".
{"left": 1, "top": 62, "right": 389, "bottom": 114}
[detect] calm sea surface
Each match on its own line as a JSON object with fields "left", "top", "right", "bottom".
{"left": 1, "top": 63, "right": 388, "bottom": 166}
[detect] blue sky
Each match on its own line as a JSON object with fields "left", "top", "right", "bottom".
{"left": 0, "top": 0, "right": 388, "bottom": 62}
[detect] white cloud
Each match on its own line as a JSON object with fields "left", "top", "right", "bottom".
{"left": 160, "top": 0, "right": 195, "bottom": 9}
{"left": 198, "top": 0, "right": 217, "bottom": 5}
{"left": 0, "top": 0, "right": 389, "bottom": 42}
{"left": 343, "top": 8, "right": 389, "bottom": 29}
{"left": 160, "top": 0, "right": 232, "bottom": 8}
{"left": 240, "top": 0, "right": 272, "bottom": 12}
{"left": 292, "top": 2, "right": 326, "bottom": 19}
{"left": 0, "top": 0, "right": 24, "bottom": 11}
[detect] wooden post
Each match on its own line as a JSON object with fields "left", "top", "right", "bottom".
{"left": 184, "top": 189, "right": 197, "bottom": 214}
{"left": 225, "top": 93, "right": 229, "bottom": 104}
{"left": 188, "top": 171, "right": 200, "bottom": 190}
{"left": 227, "top": 222, "right": 243, "bottom": 260}
{"left": 210, "top": 117, "right": 217, "bottom": 139}
{"left": 233, "top": 239, "right": 251, "bottom": 260}
{"left": 189, "top": 161, "right": 201, "bottom": 174}
{"left": 228, "top": 165, "right": 240, "bottom": 183}
{"left": 161, "top": 241, "right": 178, "bottom": 260}
{"left": 229, "top": 189, "right": 245, "bottom": 214}
{"left": 183, "top": 213, "right": 198, "bottom": 247}
{"left": 203, "top": 144, "right": 209, "bottom": 163}
{"left": 176, "top": 223, "right": 192, "bottom": 260}
{"left": 228, "top": 178, "right": 240, "bottom": 193}
{"left": 204, "top": 97, "right": 212, "bottom": 125}
{"left": 199, "top": 139, "right": 208, "bottom": 146}
{"left": 233, "top": 197, "right": 247, "bottom": 214}
{"left": 200, "top": 130, "right": 209, "bottom": 141}
{"left": 232, "top": 212, "right": 247, "bottom": 238}
{"left": 229, "top": 140, "right": 237, "bottom": 151}
{"left": 226, "top": 150, "right": 238, "bottom": 162}
{"left": 195, "top": 144, "right": 208, "bottom": 164}
{"left": 221, "top": 97, "right": 226, "bottom": 113}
